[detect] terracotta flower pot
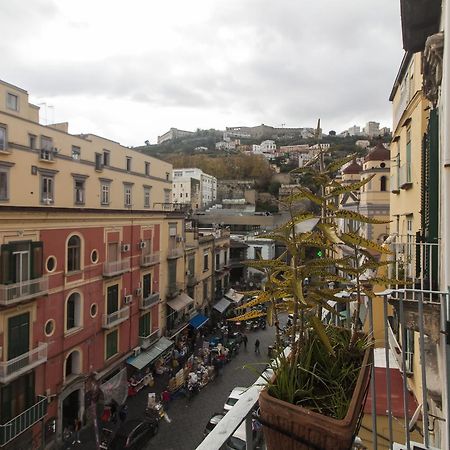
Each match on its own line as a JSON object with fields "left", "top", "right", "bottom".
{"left": 258, "top": 345, "right": 373, "bottom": 450}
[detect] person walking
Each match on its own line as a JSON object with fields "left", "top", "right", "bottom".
{"left": 72, "top": 417, "right": 81, "bottom": 445}
{"left": 254, "top": 339, "right": 260, "bottom": 355}
{"left": 242, "top": 334, "right": 248, "bottom": 350}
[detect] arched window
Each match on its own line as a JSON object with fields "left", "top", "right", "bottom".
{"left": 67, "top": 235, "right": 81, "bottom": 272}
{"left": 66, "top": 292, "right": 82, "bottom": 331}
{"left": 65, "top": 350, "right": 81, "bottom": 378}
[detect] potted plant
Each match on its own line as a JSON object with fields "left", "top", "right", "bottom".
{"left": 230, "top": 143, "right": 395, "bottom": 449}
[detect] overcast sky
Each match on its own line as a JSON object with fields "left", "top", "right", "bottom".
{"left": 1, "top": 0, "right": 403, "bottom": 146}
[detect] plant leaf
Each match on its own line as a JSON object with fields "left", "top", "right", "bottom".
{"left": 309, "top": 316, "right": 335, "bottom": 357}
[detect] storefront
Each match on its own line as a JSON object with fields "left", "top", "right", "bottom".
{"left": 166, "top": 293, "right": 195, "bottom": 338}
{"left": 189, "top": 313, "right": 209, "bottom": 330}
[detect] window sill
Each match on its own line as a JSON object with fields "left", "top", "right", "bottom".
{"left": 39, "top": 158, "right": 55, "bottom": 163}
{"left": 74, "top": 201, "right": 85, "bottom": 206}
{"left": 105, "top": 352, "right": 119, "bottom": 362}
{"left": 64, "top": 326, "right": 83, "bottom": 337}
{"left": 0, "top": 149, "right": 11, "bottom": 155}
{"left": 66, "top": 269, "right": 83, "bottom": 276}
{"left": 101, "top": 203, "right": 110, "bottom": 207}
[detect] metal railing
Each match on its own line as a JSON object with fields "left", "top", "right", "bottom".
{"left": 0, "top": 395, "right": 47, "bottom": 446}
{"left": 103, "top": 258, "right": 130, "bottom": 277}
{"left": 389, "top": 235, "right": 439, "bottom": 295}
{"left": 139, "top": 329, "right": 160, "bottom": 350}
{"left": 140, "top": 292, "right": 160, "bottom": 310}
{"left": 102, "top": 306, "right": 130, "bottom": 329}
{"left": 0, "top": 276, "right": 48, "bottom": 305}
{"left": 141, "top": 252, "right": 160, "bottom": 267}
{"left": 0, "top": 343, "right": 48, "bottom": 384}
{"left": 197, "top": 287, "right": 449, "bottom": 450}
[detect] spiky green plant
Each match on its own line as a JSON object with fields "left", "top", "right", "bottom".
{"left": 231, "top": 130, "right": 399, "bottom": 418}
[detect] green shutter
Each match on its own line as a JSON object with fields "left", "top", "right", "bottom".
{"left": 0, "top": 244, "right": 13, "bottom": 284}
{"left": 106, "top": 330, "right": 118, "bottom": 359}
{"left": 139, "top": 313, "right": 151, "bottom": 337}
{"left": 30, "top": 242, "right": 43, "bottom": 279}
{"left": 143, "top": 274, "right": 151, "bottom": 297}
{"left": 8, "top": 313, "right": 30, "bottom": 360}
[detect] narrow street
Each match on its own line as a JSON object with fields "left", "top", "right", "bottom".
{"left": 76, "top": 323, "right": 276, "bottom": 450}
{"left": 145, "top": 325, "right": 275, "bottom": 450}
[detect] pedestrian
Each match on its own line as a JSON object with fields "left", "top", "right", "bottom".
{"left": 72, "top": 417, "right": 81, "bottom": 444}
{"left": 254, "top": 339, "right": 260, "bottom": 355}
{"left": 110, "top": 401, "right": 118, "bottom": 424}
{"left": 242, "top": 334, "right": 248, "bottom": 350}
{"left": 118, "top": 404, "right": 128, "bottom": 423}
{"left": 162, "top": 388, "right": 171, "bottom": 410}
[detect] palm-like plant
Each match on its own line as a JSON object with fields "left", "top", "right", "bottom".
{"left": 230, "top": 143, "right": 396, "bottom": 419}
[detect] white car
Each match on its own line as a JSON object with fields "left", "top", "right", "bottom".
{"left": 225, "top": 419, "right": 262, "bottom": 450}
{"left": 224, "top": 387, "right": 247, "bottom": 412}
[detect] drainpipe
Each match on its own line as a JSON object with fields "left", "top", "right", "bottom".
{"left": 440, "top": 1, "right": 450, "bottom": 447}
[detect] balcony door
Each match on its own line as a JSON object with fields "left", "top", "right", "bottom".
{"left": 107, "top": 284, "right": 119, "bottom": 315}
{"left": 13, "top": 250, "right": 30, "bottom": 297}
{"left": 8, "top": 312, "right": 30, "bottom": 361}
{"left": 1, "top": 372, "right": 34, "bottom": 424}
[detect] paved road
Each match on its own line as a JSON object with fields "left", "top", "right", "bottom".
{"left": 144, "top": 325, "right": 275, "bottom": 450}
{"left": 73, "top": 323, "right": 277, "bottom": 450}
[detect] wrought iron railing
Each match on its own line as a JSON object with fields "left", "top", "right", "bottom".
{"left": 102, "top": 306, "right": 130, "bottom": 329}
{"left": 140, "top": 292, "right": 160, "bottom": 310}
{"left": 141, "top": 252, "right": 160, "bottom": 267}
{"left": 0, "top": 343, "right": 48, "bottom": 384}
{"left": 139, "top": 329, "right": 160, "bottom": 349}
{"left": 0, "top": 276, "right": 48, "bottom": 305}
{"left": 167, "top": 247, "right": 184, "bottom": 259}
{"left": 0, "top": 395, "right": 47, "bottom": 446}
{"left": 103, "top": 258, "right": 130, "bottom": 277}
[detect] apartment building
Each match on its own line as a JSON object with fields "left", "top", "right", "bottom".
{"left": 0, "top": 79, "right": 184, "bottom": 448}
{"left": 172, "top": 168, "right": 217, "bottom": 210}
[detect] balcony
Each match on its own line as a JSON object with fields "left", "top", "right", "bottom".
{"left": 390, "top": 173, "right": 400, "bottom": 193}
{"left": 167, "top": 283, "right": 184, "bottom": 299}
{"left": 0, "top": 276, "right": 48, "bottom": 306}
{"left": 102, "top": 306, "right": 130, "bottom": 329}
{"left": 0, "top": 343, "right": 48, "bottom": 384}
{"left": 0, "top": 395, "right": 47, "bottom": 446}
{"left": 141, "top": 252, "right": 160, "bottom": 267}
{"left": 167, "top": 247, "right": 184, "bottom": 259}
{"left": 139, "top": 329, "right": 160, "bottom": 350}
{"left": 140, "top": 292, "right": 160, "bottom": 310}
{"left": 103, "top": 258, "right": 130, "bottom": 277}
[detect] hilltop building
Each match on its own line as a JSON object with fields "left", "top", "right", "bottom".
{"left": 157, "top": 128, "right": 195, "bottom": 144}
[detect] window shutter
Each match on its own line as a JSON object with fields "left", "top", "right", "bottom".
{"left": 30, "top": 241, "right": 43, "bottom": 279}
{"left": 0, "top": 244, "right": 15, "bottom": 284}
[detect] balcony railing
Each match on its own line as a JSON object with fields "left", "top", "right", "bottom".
{"left": 388, "top": 235, "right": 439, "bottom": 294}
{"left": 103, "top": 258, "right": 130, "bottom": 277}
{"left": 102, "top": 306, "right": 130, "bottom": 329}
{"left": 199, "top": 289, "right": 449, "bottom": 450}
{"left": 141, "top": 252, "right": 160, "bottom": 267}
{"left": 139, "top": 329, "right": 160, "bottom": 350}
{"left": 167, "top": 247, "right": 184, "bottom": 259}
{"left": 167, "top": 282, "right": 184, "bottom": 299}
{"left": 0, "top": 276, "right": 48, "bottom": 305}
{"left": 140, "top": 292, "right": 160, "bottom": 310}
{"left": 0, "top": 343, "right": 48, "bottom": 384}
{"left": 0, "top": 395, "right": 47, "bottom": 446}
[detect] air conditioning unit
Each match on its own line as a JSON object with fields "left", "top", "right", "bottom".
{"left": 121, "top": 243, "right": 130, "bottom": 252}
{"left": 132, "top": 346, "right": 141, "bottom": 357}
{"left": 138, "top": 241, "right": 146, "bottom": 249}
{"left": 135, "top": 288, "right": 142, "bottom": 296}
{"left": 124, "top": 294, "right": 133, "bottom": 304}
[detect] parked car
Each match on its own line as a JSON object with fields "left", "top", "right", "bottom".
{"left": 224, "top": 387, "right": 247, "bottom": 412}
{"left": 225, "top": 419, "right": 262, "bottom": 450}
{"left": 203, "top": 412, "right": 226, "bottom": 437}
{"left": 109, "top": 419, "right": 158, "bottom": 450}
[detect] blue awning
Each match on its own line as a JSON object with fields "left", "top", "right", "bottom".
{"left": 189, "top": 314, "right": 209, "bottom": 329}
{"left": 126, "top": 337, "right": 174, "bottom": 370}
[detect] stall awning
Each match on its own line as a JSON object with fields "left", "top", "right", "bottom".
{"left": 189, "top": 313, "right": 209, "bottom": 329}
{"left": 126, "top": 337, "right": 174, "bottom": 371}
{"left": 213, "top": 297, "right": 231, "bottom": 314}
{"left": 167, "top": 293, "right": 194, "bottom": 312}
{"left": 225, "top": 289, "right": 244, "bottom": 304}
